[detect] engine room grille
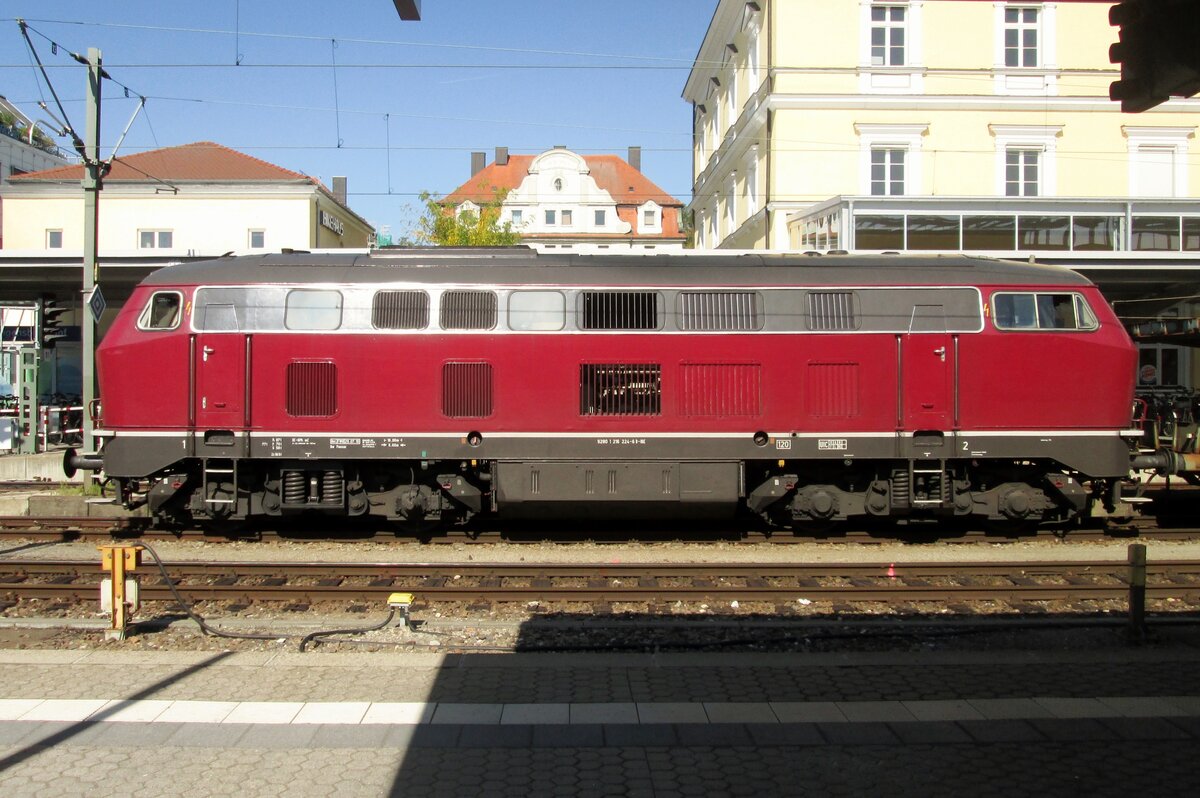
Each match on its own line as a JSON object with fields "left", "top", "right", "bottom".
{"left": 806, "top": 362, "right": 860, "bottom": 417}
{"left": 440, "top": 290, "right": 497, "bottom": 330}
{"left": 678, "top": 363, "right": 761, "bottom": 416}
{"left": 580, "top": 291, "right": 659, "bottom": 330}
{"left": 372, "top": 290, "right": 429, "bottom": 329}
{"left": 442, "top": 362, "right": 494, "bottom": 418}
{"left": 807, "top": 291, "right": 858, "bottom": 331}
{"left": 580, "top": 363, "right": 661, "bottom": 416}
{"left": 286, "top": 361, "right": 337, "bottom": 417}
{"left": 677, "top": 292, "right": 761, "bottom": 331}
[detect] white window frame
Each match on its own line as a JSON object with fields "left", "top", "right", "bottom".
{"left": 858, "top": 1, "right": 924, "bottom": 93}
{"left": 746, "top": 12, "right": 761, "bottom": 89}
{"left": 1005, "top": 149, "right": 1041, "bottom": 197}
{"left": 639, "top": 201, "right": 662, "bottom": 233}
{"left": 990, "top": 125, "right": 1061, "bottom": 197}
{"left": 46, "top": 229, "right": 63, "bottom": 249}
{"left": 138, "top": 229, "right": 174, "bottom": 249}
{"left": 248, "top": 229, "right": 266, "bottom": 249}
{"left": 993, "top": 3, "right": 1057, "bottom": 95}
{"left": 510, "top": 209, "right": 524, "bottom": 226}
{"left": 855, "top": 123, "right": 928, "bottom": 196}
{"left": 544, "top": 209, "right": 556, "bottom": 226}
{"left": 725, "top": 176, "right": 737, "bottom": 235}
{"left": 561, "top": 209, "right": 573, "bottom": 227}
{"left": 1124, "top": 127, "right": 1194, "bottom": 198}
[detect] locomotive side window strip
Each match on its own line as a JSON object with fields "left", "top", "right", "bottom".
{"left": 807, "top": 291, "right": 859, "bottom": 331}
{"left": 678, "top": 363, "right": 762, "bottom": 416}
{"left": 372, "top": 290, "right": 429, "bottom": 330}
{"left": 442, "top": 362, "right": 494, "bottom": 418}
{"left": 285, "top": 290, "right": 342, "bottom": 331}
{"left": 137, "top": 291, "right": 183, "bottom": 331}
{"left": 509, "top": 291, "right": 566, "bottom": 331}
{"left": 286, "top": 361, "right": 337, "bottom": 417}
{"left": 580, "top": 291, "right": 660, "bottom": 330}
{"left": 440, "top": 290, "right": 497, "bottom": 330}
{"left": 992, "top": 292, "right": 1098, "bottom": 331}
{"left": 580, "top": 363, "right": 662, "bottom": 416}
{"left": 677, "top": 292, "right": 762, "bottom": 331}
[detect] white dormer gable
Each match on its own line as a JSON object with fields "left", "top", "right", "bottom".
{"left": 456, "top": 200, "right": 480, "bottom": 218}
{"left": 505, "top": 147, "right": 631, "bottom": 234}
{"left": 638, "top": 200, "right": 662, "bottom": 233}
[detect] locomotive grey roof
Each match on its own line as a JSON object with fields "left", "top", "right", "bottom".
{"left": 141, "top": 249, "right": 1095, "bottom": 288}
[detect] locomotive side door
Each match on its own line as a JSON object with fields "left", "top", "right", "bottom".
{"left": 193, "top": 303, "right": 248, "bottom": 429}
{"left": 900, "top": 304, "right": 954, "bottom": 431}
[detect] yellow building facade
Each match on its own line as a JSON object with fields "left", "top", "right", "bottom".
{"left": 684, "top": 0, "right": 1200, "bottom": 253}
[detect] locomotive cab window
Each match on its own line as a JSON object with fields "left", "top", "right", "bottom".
{"left": 137, "top": 291, "right": 183, "bottom": 331}
{"left": 992, "top": 292, "right": 1098, "bottom": 331}
{"left": 285, "top": 289, "right": 342, "bottom": 330}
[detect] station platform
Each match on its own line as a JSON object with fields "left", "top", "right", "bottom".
{"left": 1, "top": 632, "right": 1199, "bottom": 797}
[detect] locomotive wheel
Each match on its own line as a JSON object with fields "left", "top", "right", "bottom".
{"left": 199, "top": 518, "right": 250, "bottom": 538}
{"left": 982, "top": 518, "right": 1039, "bottom": 537}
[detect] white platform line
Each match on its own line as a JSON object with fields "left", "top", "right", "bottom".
{"left": 0, "top": 697, "right": 1196, "bottom": 725}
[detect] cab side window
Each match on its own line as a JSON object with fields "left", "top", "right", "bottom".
{"left": 993, "top": 292, "right": 1098, "bottom": 331}
{"left": 137, "top": 292, "right": 182, "bottom": 330}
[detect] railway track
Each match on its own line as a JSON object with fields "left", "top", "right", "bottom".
{"left": 1, "top": 514, "right": 1199, "bottom": 544}
{"left": 2, "top": 558, "right": 1199, "bottom": 608}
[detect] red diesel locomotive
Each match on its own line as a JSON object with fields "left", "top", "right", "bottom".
{"left": 75, "top": 249, "right": 1140, "bottom": 531}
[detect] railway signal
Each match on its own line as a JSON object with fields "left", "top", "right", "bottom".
{"left": 1110, "top": 0, "right": 1200, "bottom": 113}
{"left": 39, "top": 296, "right": 69, "bottom": 349}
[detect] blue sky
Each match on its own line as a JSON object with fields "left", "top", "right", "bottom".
{"left": 2, "top": 1, "right": 714, "bottom": 239}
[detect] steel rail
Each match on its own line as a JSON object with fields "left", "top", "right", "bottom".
{"left": 2, "top": 558, "right": 1198, "bottom": 606}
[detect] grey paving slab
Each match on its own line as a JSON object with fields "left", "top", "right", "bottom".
{"left": 888, "top": 721, "right": 975, "bottom": 744}
{"left": 675, "top": 723, "right": 753, "bottom": 746}
{"left": 457, "top": 723, "right": 533, "bottom": 748}
{"left": 636, "top": 702, "right": 708, "bottom": 724}
{"left": 1096, "top": 695, "right": 1189, "bottom": 717}
{"left": 770, "top": 701, "right": 848, "bottom": 723}
{"left": 1158, "top": 695, "right": 1200, "bottom": 715}
{"left": 602, "top": 723, "right": 678, "bottom": 747}
{"left": 902, "top": 699, "right": 986, "bottom": 722}
{"left": 959, "top": 718, "right": 1047, "bottom": 743}
{"left": 0, "top": 720, "right": 54, "bottom": 746}
{"left": 817, "top": 721, "right": 901, "bottom": 745}
{"left": 385, "top": 723, "right": 461, "bottom": 748}
{"left": 1029, "top": 718, "right": 1121, "bottom": 742}
{"left": 837, "top": 700, "right": 917, "bottom": 722}
{"left": 64, "top": 720, "right": 177, "bottom": 747}
{"left": 569, "top": 702, "right": 638, "bottom": 724}
{"left": 1099, "top": 717, "right": 1194, "bottom": 741}
{"left": 308, "top": 723, "right": 392, "bottom": 748}
{"left": 702, "top": 702, "right": 777, "bottom": 723}
{"left": 747, "top": 722, "right": 826, "bottom": 746}
{"left": 1033, "top": 697, "right": 1116, "bottom": 719}
{"left": 530, "top": 723, "right": 605, "bottom": 748}
{"left": 430, "top": 702, "right": 503, "bottom": 725}
{"left": 966, "top": 697, "right": 1056, "bottom": 720}
{"left": 235, "top": 723, "right": 320, "bottom": 749}
{"left": 163, "top": 721, "right": 250, "bottom": 747}
{"left": 500, "top": 703, "right": 569, "bottom": 725}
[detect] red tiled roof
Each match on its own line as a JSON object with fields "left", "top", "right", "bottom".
{"left": 442, "top": 153, "right": 681, "bottom": 207}
{"left": 8, "top": 141, "right": 317, "bottom": 184}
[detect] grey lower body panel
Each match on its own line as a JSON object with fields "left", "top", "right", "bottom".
{"left": 95, "top": 429, "right": 1135, "bottom": 480}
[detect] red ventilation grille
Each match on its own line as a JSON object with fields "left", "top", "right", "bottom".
{"left": 806, "top": 362, "right": 860, "bottom": 417}
{"left": 286, "top": 361, "right": 337, "bottom": 417}
{"left": 442, "top": 362, "right": 494, "bottom": 418}
{"left": 679, "top": 363, "right": 761, "bottom": 416}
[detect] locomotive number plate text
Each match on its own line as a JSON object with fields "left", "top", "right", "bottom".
{"left": 817, "top": 439, "right": 848, "bottom": 451}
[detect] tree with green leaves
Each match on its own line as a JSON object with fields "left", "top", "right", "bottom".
{"left": 414, "top": 188, "right": 522, "bottom": 247}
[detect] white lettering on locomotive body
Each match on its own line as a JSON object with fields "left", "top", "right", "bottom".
{"left": 775, "top": 439, "right": 792, "bottom": 450}
{"left": 818, "top": 439, "right": 848, "bottom": 451}
{"left": 331, "top": 438, "right": 361, "bottom": 448}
